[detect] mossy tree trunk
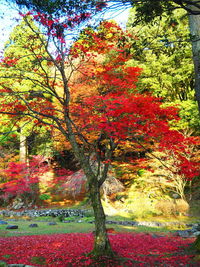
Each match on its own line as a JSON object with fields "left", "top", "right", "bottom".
{"left": 188, "top": 3, "right": 200, "bottom": 113}
{"left": 65, "top": 116, "right": 115, "bottom": 257}
{"left": 89, "top": 181, "right": 114, "bottom": 257}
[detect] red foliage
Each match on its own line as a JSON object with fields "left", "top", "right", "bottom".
{"left": 0, "top": 156, "right": 48, "bottom": 198}
{"left": 0, "top": 233, "right": 197, "bottom": 266}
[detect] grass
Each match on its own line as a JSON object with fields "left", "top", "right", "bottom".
{"left": 0, "top": 221, "right": 94, "bottom": 237}
{"left": 0, "top": 200, "right": 199, "bottom": 237}
{"left": 0, "top": 217, "right": 180, "bottom": 237}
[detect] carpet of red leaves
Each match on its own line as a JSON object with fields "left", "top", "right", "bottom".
{"left": 0, "top": 232, "right": 198, "bottom": 266}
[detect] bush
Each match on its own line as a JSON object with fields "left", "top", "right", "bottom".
{"left": 124, "top": 191, "right": 159, "bottom": 219}
{"left": 39, "top": 194, "right": 51, "bottom": 201}
{"left": 155, "top": 199, "right": 189, "bottom": 216}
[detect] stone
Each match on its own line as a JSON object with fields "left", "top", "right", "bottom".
{"left": 0, "top": 220, "right": 8, "bottom": 225}
{"left": 6, "top": 225, "right": 18, "bottom": 230}
{"left": 191, "top": 231, "right": 200, "bottom": 237}
{"left": 48, "top": 222, "right": 57, "bottom": 225}
{"left": 0, "top": 208, "right": 86, "bottom": 218}
{"left": 193, "top": 224, "right": 200, "bottom": 231}
{"left": 176, "top": 230, "right": 191, "bottom": 238}
{"left": 63, "top": 220, "right": 74, "bottom": 223}
{"left": 29, "top": 224, "right": 38, "bottom": 228}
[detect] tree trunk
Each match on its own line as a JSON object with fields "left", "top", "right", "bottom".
{"left": 89, "top": 182, "right": 114, "bottom": 257}
{"left": 65, "top": 117, "right": 115, "bottom": 257}
{"left": 188, "top": 7, "right": 200, "bottom": 113}
{"left": 20, "top": 130, "right": 28, "bottom": 162}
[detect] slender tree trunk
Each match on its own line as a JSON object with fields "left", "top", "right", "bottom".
{"left": 20, "top": 129, "right": 28, "bottom": 162}
{"left": 89, "top": 182, "right": 114, "bottom": 257}
{"left": 65, "top": 110, "right": 114, "bottom": 257}
{"left": 188, "top": 6, "right": 200, "bottom": 113}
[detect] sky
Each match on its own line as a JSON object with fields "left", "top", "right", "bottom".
{"left": 0, "top": 1, "right": 131, "bottom": 52}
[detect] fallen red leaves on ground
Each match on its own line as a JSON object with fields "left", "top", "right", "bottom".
{"left": 0, "top": 232, "right": 198, "bottom": 266}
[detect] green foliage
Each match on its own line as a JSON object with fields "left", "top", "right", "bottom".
{"left": 11, "top": 0, "right": 103, "bottom": 16}
{"left": 165, "top": 100, "right": 200, "bottom": 132}
{"left": 124, "top": 190, "right": 160, "bottom": 219}
{"left": 127, "top": 8, "right": 199, "bottom": 133}
{"left": 39, "top": 193, "right": 51, "bottom": 201}
{"left": 131, "top": 0, "right": 176, "bottom": 24}
{"left": 0, "top": 15, "right": 54, "bottom": 156}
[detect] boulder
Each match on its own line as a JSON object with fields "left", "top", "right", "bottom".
{"left": 29, "top": 224, "right": 38, "bottom": 228}
{"left": 48, "top": 222, "right": 57, "bottom": 225}
{"left": 0, "top": 220, "right": 8, "bottom": 225}
{"left": 6, "top": 225, "right": 18, "bottom": 230}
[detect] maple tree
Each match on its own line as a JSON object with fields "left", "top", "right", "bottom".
{"left": 0, "top": 156, "right": 48, "bottom": 205}
{"left": 0, "top": 7, "right": 199, "bottom": 258}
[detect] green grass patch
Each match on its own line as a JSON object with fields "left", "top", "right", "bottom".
{"left": 0, "top": 219, "right": 176, "bottom": 237}
{"left": 0, "top": 221, "right": 95, "bottom": 237}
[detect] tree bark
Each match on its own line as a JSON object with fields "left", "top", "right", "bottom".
{"left": 64, "top": 117, "right": 114, "bottom": 257}
{"left": 188, "top": 5, "right": 200, "bottom": 113}
{"left": 19, "top": 129, "right": 28, "bottom": 162}
{"left": 89, "top": 182, "right": 114, "bottom": 257}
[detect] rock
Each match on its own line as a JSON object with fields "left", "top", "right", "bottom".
{"left": 176, "top": 230, "right": 191, "bottom": 238}
{"left": 0, "top": 220, "right": 8, "bottom": 225}
{"left": 6, "top": 225, "right": 18, "bottom": 230}
{"left": 193, "top": 224, "right": 200, "bottom": 231}
{"left": 137, "top": 221, "right": 163, "bottom": 227}
{"left": 29, "top": 224, "right": 38, "bottom": 228}
{"left": 0, "top": 208, "right": 86, "bottom": 218}
{"left": 191, "top": 231, "right": 200, "bottom": 237}
{"left": 48, "top": 222, "right": 57, "bottom": 225}
{"left": 12, "top": 200, "right": 25, "bottom": 210}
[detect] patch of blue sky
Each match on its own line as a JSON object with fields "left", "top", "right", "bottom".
{"left": 0, "top": 0, "right": 131, "bottom": 52}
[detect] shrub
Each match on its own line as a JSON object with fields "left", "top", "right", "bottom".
{"left": 155, "top": 199, "right": 189, "bottom": 216}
